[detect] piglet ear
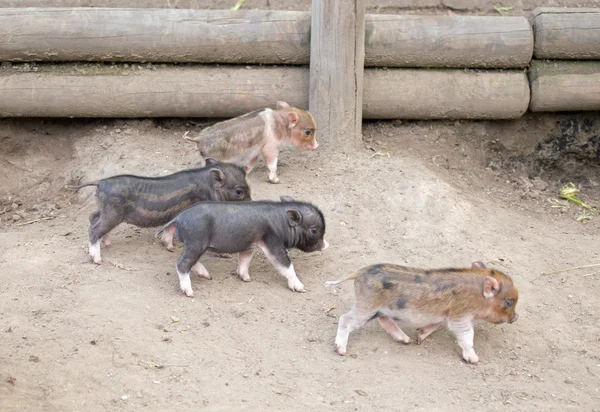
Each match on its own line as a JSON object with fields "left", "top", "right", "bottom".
{"left": 472, "top": 261, "right": 486, "bottom": 269}
{"left": 280, "top": 195, "right": 294, "bottom": 202}
{"left": 276, "top": 101, "right": 290, "bottom": 109}
{"left": 205, "top": 157, "right": 219, "bottom": 165}
{"left": 483, "top": 276, "right": 500, "bottom": 298}
{"left": 286, "top": 209, "right": 302, "bottom": 227}
{"left": 288, "top": 112, "right": 299, "bottom": 129}
{"left": 209, "top": 168, "right": 225, "bottom": 188}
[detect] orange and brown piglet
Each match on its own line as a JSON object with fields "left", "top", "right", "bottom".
{"left": 325, "top": 262, "right": 519, "bottom": 364}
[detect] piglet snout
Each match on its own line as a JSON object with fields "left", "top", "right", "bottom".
{"left": 311, "top": 142, "right": 319, "bottom": 150}
{"left": 321, "top": 240, "right": 329, "bottom": 251}
{"left": 508, "top": 313, "right": 519, "bottom": 324}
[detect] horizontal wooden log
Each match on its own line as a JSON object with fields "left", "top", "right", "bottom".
{"left": 0, "top": 64, "right": 530, "bottom": 119}
{"left": 363, "top": 69, "right": 529, "bottom": 119}
{"left": 0, "top": 65, "right": 309, "bottom": 118}
{"left": 529, "top": 60, "right": 600, "bottom": 112}
{"left": 0, "top": 8, "right": 532, "bottom": 68}
{"left": 0, "top": 0, "right": 224, "bottom": 6}
{"left": 530, "top": 8, "right": 600, "bottom": 60}
{"left": 0, "top": 9, "right": 311, "bottom": 65}
{"left": 365, "top": 15, "right": 532, "bottom": 68}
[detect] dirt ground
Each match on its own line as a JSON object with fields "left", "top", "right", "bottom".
{"left": 1, "top": 1, "right": 600, "bottom": 412}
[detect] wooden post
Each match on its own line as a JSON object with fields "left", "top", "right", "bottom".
{"left": 309, "top": 0, "right": 366, "bottom": 150}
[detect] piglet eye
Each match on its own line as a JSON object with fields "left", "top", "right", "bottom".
{"left": 235, "top": 188, "right": 244, "bottom": 196}
{"left": 504, "top": 299, "right": 514, "bottom": 308}
{"left": 310, "top": 229, "right": 318, "bottom": 236}
{"left": 304, "top": 130, "right": 312, "bottom": 137}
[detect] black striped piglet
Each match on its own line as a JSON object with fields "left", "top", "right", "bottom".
{"left": 67, "top": 160, "right": 250, "bottom": 264}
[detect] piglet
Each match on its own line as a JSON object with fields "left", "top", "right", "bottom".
{"left": 155, "top": 196, "right": 328, "bottom": 297}
{"left": 66, "top": 159, "right": 251, "bottom": 264}
{"left": 324, "top": 262, "right": 519, "bottom": 364}
{"left": 184, "top": 101, "right": 318, "bottom": 184}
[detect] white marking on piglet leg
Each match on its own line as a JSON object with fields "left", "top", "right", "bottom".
{"left": 278, "top": 263, "right": 305, "bottom": 292}
{"left": 266, "top": 154, "right": 279, "bottom": 184}
{"left": 417, "top": 322, "right": 442, "bottom": 344}
{"left": 176, "top": 268, "right": 194, "bottom": 297}
{"left": 257, "top": 244, "right": 305, "bottom": 292}
{"left": 334, "top": 310, "right": 373, "bottom": 355}
{"left": 88, "top": 240, "right": 102, "bottom": 264}
{"left": 378, "top": 316, "right": 411, "bottom": 344}
{"left": 236, "top": 250, "right": 254, "bottom": 282}
{"left": 334, "top": 312, "right": 352, "bottom": 355}
{"left": 191, "top": 261, "right": 211, "bottom": 280}
{"left": 447, "top": 318, "right": 478, "bottom": 364}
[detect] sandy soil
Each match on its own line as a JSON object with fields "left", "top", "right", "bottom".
{"left": 1, "top": 1, "right": 600, "bottom": 412}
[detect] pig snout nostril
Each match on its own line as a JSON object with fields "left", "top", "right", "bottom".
{"left": 509, "top": 314, "right": 519, "bottom": 323}
{"left": 321, "top": 240, "right": 329, "bottom": 251}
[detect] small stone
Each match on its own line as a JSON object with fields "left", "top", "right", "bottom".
{"left": 564, "top": 378, "right": 574, "bottom": 384}
{"left": 12, "top": 215, "right": 21, "bottom": 222}
{"left": 121, "top": 395, "right": 128, "bottom": 400}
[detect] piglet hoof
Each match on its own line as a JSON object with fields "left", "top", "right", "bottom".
{"left": 462, "top": 351, "right": 479, "bottom": 365}
{"left": 288, "top": 281, "right": 307, "bottom": 293}
{"left": 89, "top": 254, "right": 102, "bottom": 265}
{"left": 182, "top": 286, "right": 194, "bottom": 297}
{"left": 166, "top": 245, "right": 175, "bottom": 252}
{"left": 237, "top": 272, "right": 251, "bottom": 282}
{"left": 334, "top": 344, "right": 347, "bottom": 356}
{"left": 269, "top": 177, "right": 281, "bottom": 184}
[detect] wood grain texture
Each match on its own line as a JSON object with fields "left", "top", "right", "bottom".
{"left": 529, "top": 60, "right": 600, "bottom": 112}
{"left": 0, "top": 8, "right": 311, "bottom": 64}
{"left": 363, "top": 69, "right": 530, "bottom": 119}
{"left": 309, "top": 0, "right": 366, "bottom": 148}
{"left": 0, "top": 8, "right": 532, "bottom": 68}
{"left": 366, "top": 15, "right": 532, "bottom": 68}
{"left": 0, "top": 65, "right": 531, "bottom": 119}
{"left": 530, "top": 8, "right": 600, "bottom": 60}
{"left": 0, "top": 65, "right": 309, "bottom": 118}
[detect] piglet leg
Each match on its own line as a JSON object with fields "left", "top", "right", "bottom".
{"left": 334, "top": 309, "right": 375, "bottom": 355}
{"left": 261, "top": 145, "right": 280, "bottom": 184}
{"left": 176, "top": 247, "right": 205, "bottom": 297}
{"left": 244, "top": 156, "right": 259, "bottom": 175}
{"left": 447, "top": 318, "right": 479, "bottom": 364}
{"left": 417, "top": 322, "right": 442, "bottom": 344}
{"left": 257, "top": 243, "right": 305, "bottom": 292}
{"left": 378, "top": 316, "right": 411, "bottom": 344}
{"left": 236, "top": 249, "right": 254, "bottom": 282}
{"left": 192, "top": 261, "right": 211, "bottom": 280}
{"left": 160, "top": 224, "right": 177, "bottom": 252}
